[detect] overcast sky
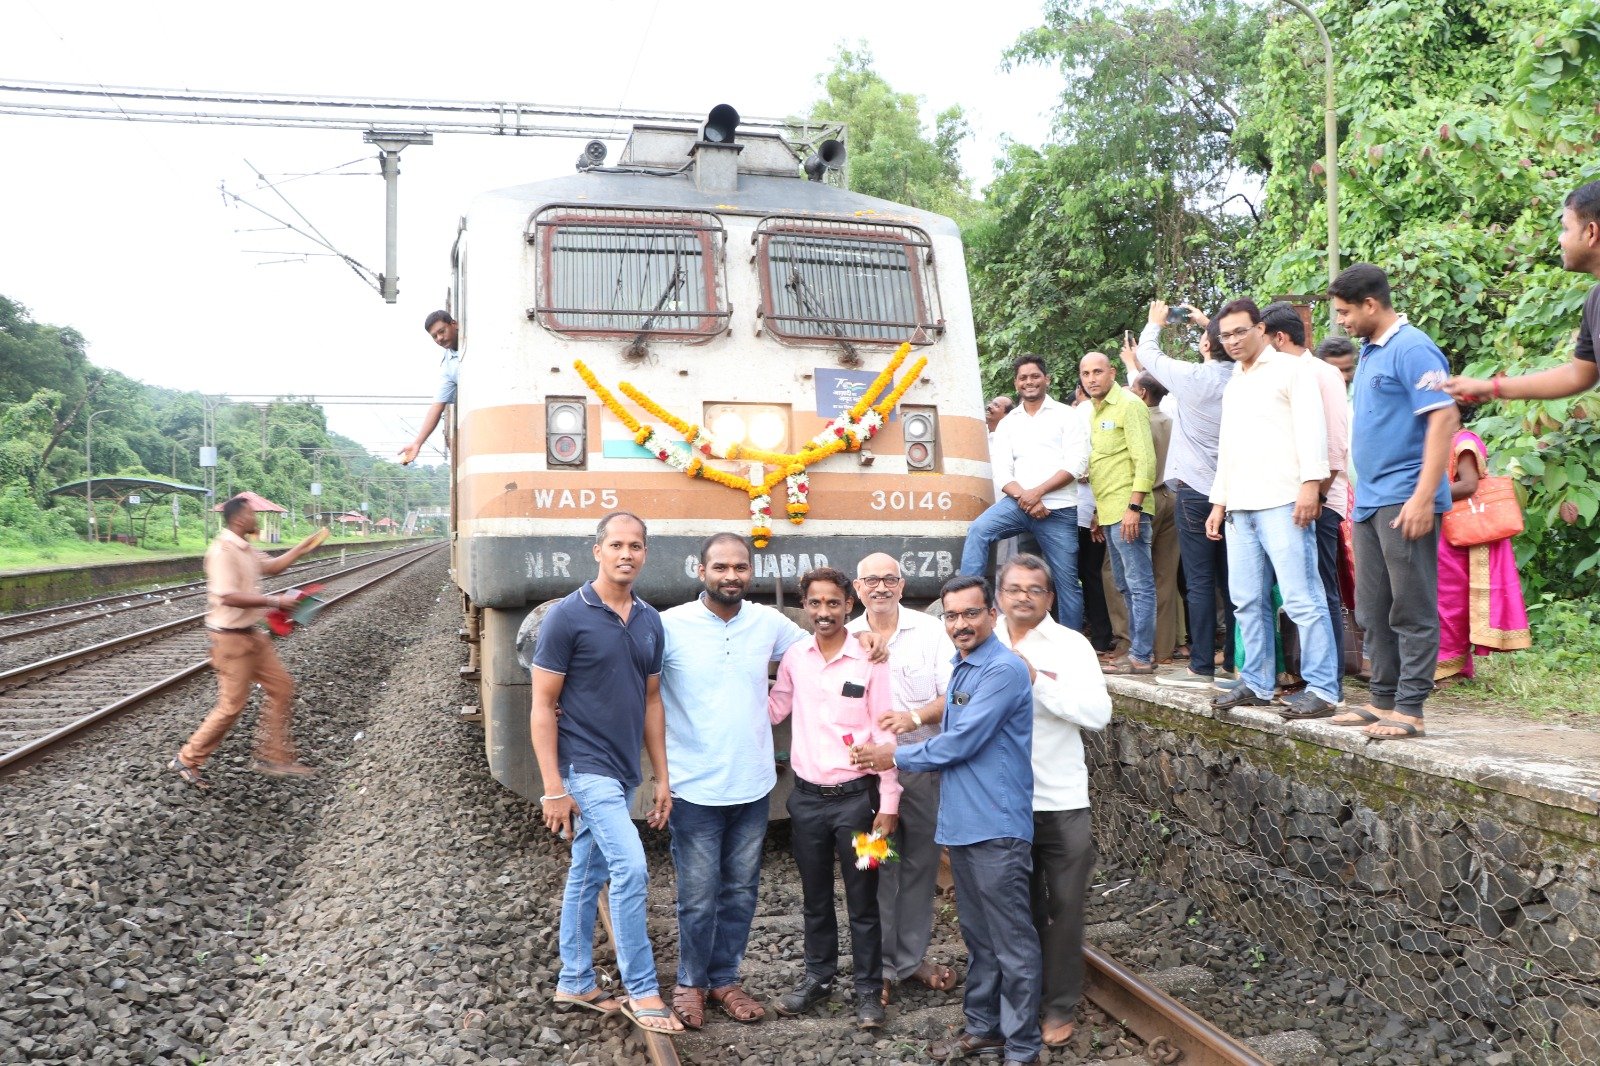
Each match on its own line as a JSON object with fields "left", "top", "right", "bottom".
{"left": 2, "top": 0, "right": 1060, "bottom": 462}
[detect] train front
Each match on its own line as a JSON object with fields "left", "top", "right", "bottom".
{"left": 449, "top": 115, "right": 991, "bottom": 804}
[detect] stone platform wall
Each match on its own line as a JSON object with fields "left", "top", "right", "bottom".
{"left": 1088, "top": 689, "right": 1600, "bottom": 1065}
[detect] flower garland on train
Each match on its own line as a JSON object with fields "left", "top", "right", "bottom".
{"left": 573, "top": 342, "right": 927, "bottom": 547}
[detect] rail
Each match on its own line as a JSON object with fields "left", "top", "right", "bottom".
{"left": 1084, "top": 945, "right": 1272, "bottom": 1066}
{"left": 0, "top": 544, "right": 441, "bottom": 773}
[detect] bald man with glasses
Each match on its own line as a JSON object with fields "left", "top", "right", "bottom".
{"left": 847, "top": 553, "right": 957, "bottom": 1005}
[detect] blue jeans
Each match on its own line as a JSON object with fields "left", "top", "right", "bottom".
{"left": 1224, "top": 505, "right": 1340, "bottom": 703}
{"left": 1103, "top": 514, "right": 1156, "bottom": 664}
{"left": 669, "top": 796, "right": 768, "bottom": 989}
{"left": 961, "top": 498, "right": 1083, "bottom": 629}
{"left": 557, "top": 770, "right": 658, "bottom": 1000}
{"left": 1175, "top": 485, "right": 1234, "bottom": 675}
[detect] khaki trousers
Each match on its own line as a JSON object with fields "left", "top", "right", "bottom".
{"left": 1104, "top": 487, "right": 1186, "bottom": 661}
{"left": 180, "top": 630, "right": 296, "bottom": 767}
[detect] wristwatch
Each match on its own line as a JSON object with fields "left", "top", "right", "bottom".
{"left": 1127, "top": 502, "right": 1143, "bottom": 514}
{"left": 909, "top": 710, "right": 923, "bottom": 729}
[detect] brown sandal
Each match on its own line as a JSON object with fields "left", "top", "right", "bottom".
{"left": 672, "top": 985, "right": 706, "bottom": 1030}
{"left": 710, "top": 984, "right": 765, "bottom": 1023}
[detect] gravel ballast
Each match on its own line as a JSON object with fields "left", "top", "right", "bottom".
{"left": 0, "top": 557, "right": 1496, "bottom": 1063}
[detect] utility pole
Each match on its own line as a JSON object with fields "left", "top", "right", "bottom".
{"left": 84, "top": 409, "right": 112, "bottom": 542}
{"left": 364, "top": 131, "right": 433, "bottom": 303}
{"left": 1280, "top": 0, "right": 1340, "bottom": 334}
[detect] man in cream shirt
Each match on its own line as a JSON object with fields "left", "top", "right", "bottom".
{"left": 1204, "top": 298, "right": 1338, "bottom": 720}
{"left": 994, "top": 552, "right": 1112, "bottom": 1050}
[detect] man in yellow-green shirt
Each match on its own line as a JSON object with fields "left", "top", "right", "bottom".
{"left": 1080, "top": 352, "right": 1157, "bottom": 674}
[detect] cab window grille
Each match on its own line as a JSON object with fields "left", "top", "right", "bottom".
{"left": 529, "top": 207, "right": 728, "bottom": 340}
{"left": 755, "top": 218, "right": 942, "bottom": 346}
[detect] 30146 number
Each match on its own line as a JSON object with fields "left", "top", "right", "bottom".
{"left": 870, "top": 489, "right": 952, "bottom": 512}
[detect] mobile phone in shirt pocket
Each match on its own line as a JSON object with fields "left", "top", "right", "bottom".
{"left": 840, "top": 679, "right": 866, "bottom": 699}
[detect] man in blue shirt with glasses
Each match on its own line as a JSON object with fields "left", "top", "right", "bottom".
{"left": 851, "top": 575, "right": 1041, "bottom": 1065}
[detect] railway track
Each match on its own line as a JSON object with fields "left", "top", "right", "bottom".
{"left": 0, "top": 544, "right": 412, "bottom": 643}
{"left": 0, "top": 543, "right": 441, "bottom": 773}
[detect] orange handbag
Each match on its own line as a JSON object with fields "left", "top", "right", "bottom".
{"left": 1442, "top": 476, "right": 1524, "bottom": 547}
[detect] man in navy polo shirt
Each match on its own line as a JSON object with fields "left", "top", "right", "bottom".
{"left": 1329, "top": 264, "right": 1458, "bottom": 741}
{"left": 530, "top": 511, "right": 681, "bottom": 1034}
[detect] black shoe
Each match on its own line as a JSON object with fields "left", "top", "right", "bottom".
{"left": 1212, "top": 685, "right": 1271, "bottom": 711}
{"left": 857, "top": 995, "right": 885, "bottom": 1029}
{"left": 1278, "top": 689, "right": 1338, "bottom": 720}
{"left": 774, "top": 976, "right": 831, "bottom": 1017}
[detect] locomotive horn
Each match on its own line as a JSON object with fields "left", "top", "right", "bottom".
{"left": 700, "top": 104, "right": 741, "bottom": 144}
{"left": 576, "top": 139, "right": 608, "bottom": 172}
{"left": 803, "top": 139, "right": 846, "bottom": 182}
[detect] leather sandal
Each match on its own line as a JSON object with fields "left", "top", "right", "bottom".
{"left": 709, "top": 984, "right": 764, "bottom": 1023}
{"left": 671, "top": 985, "right": 706, "bottom": 1029}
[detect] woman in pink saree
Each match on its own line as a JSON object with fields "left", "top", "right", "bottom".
{"left": 1436, "top": 429, "right": 1531, "bottom": 679}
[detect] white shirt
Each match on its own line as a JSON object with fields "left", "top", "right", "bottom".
{"left": 990, "top": 395, "right": 1090, "bottom": 512}
{"left": 847, "top": 605, "right": 954, "bottom": 747}
{"left": 995, "top": 613, "right": 1112, "bottom": 812}
{"left": 1210, "top": 348, "right": 1330, "bottom": 513}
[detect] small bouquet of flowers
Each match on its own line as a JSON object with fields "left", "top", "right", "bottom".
{"left": 852, "top": 830, "right": 898, "bottom": 870}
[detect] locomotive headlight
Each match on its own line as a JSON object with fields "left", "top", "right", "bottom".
{"left": 550, "top": 406, "right": 583, "bottom": 434}
{"left": 901, "top": 404, "right": 937, "bottom": 471}
{"left": 704, "top": 403, "right": 792, "bottom": 454}
{"left": 546, "top": 397, "right": 588, "bottom": 468}
{"left": 748, "top": 411, "right": 787, "bottom": 451}
{"left": 711, "top": 411, "right": 747, "bottom": 448}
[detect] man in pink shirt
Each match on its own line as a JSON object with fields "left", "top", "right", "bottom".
{"left": 769, "top": 567, "right": 900, "bottom": 1031}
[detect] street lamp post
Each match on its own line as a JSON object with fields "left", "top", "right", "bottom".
{"left": 1280, "top": 0, "right": 1340, "bottom": 334}
{"left": 84, "top": 409, "right": 112, "bottom": 543}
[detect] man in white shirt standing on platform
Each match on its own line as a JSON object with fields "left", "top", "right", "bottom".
{"left": 847, "top": 553, "right": 958, "bottom": 1007}
{"left": 994, "top": 552, "right": 1112, "bottom": 1051}
{"left": 1262, "top": 302, "right": 1352, "bottom": 710}
{"left": 1205, "top": 298, "right": 1339, "bottom": 720}
{"left": 961, "top": 355, "right": 1090, "bottom": 631}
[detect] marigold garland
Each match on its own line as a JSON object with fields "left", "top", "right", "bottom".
{"left": 573, "top": 343, "right": 921, "bottom": 547}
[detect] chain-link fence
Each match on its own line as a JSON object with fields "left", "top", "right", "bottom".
{"left": 1085, "top": 711, "right": 1600, "bottom": 1065}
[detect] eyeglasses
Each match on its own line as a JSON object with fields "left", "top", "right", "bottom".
{"left": 856, "top": 575, "right": 902, "bottom": 588}
{"left": 941, "top": 607, "right": 989, "bottom": 623}
{"left": 1000, "top": 585, "right": 1050, "bottom": 598}
{"left": 1218, "top": 326, "right": 1257, "bottom": 342}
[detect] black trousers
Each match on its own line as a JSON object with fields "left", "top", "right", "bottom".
{"left": 1077, "top": 526, "right": 1114, "bottom": 652}
{"left": 1031, "top": 808, "right": 1095, "bottom": 1025}
{"left": 786, "top": 781, "right": 882, "bottom": 996}
{"left": 1353, "top": 507, "right": 1440, "bottom": 715}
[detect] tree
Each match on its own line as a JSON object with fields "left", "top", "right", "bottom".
{"left": 968, "top": 0, "right": 1265, "bottom": 391}
{"left": 1245, "top": 0, "right": 1600, "bottom": 594}
{"left": 805, "top": 47, "right": 977, "bottom": 222}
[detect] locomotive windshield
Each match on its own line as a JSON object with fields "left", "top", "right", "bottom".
{"left": 529, "top": 206, "right": 728, "bottom": 339}
{"left": 756, "top": 218, "right": 942, "bottom": 345}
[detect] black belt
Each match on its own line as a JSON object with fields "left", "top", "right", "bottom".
{"left": 794, "top": 775, "right": 877, "bottom": 798}
{"left": 207, "top": 625, "right": 258, "bottom": 634}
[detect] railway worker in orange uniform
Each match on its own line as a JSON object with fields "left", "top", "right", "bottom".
{"left": 531, "top": 512, "right": 681, "bottom": 1035}
{"left": 845, "top": 553, "right": 958, "bottom": 1007}
{"left": 994, "top": 553, "right": 1111, "bottom": 1050}
{"left": 397, "top": 310, "right": 460, "bottom": 466}
{"left": 169, "top": 495, "right": 323, "bottom": 789}
{"left": 768, "top": 567, "right": 900, "bottom": 1032}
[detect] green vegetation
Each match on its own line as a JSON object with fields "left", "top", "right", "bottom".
{"left": 0, "top": 295, "right": 446, "bottom": 567}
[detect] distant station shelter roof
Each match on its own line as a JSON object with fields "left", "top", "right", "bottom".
{"left": 48, "top": 476, "right": 211, "bottom": 503}
{"left": 210, "top": 490, "right": 287, "bottom": 513}
{"left": 308, "top": 510, "right": 369, "bottom": 524}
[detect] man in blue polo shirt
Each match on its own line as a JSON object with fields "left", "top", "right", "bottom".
{"left": 852, "top": 575, "right": 1041, "bottom": 1065}
{"left": 658, "top": 532, "right": 808, "bottom": 1030}
{"left": 1329, "top": 264, "right": 1458, "bottom": 742}
{"left": 530, "top": 511, "right": 681, "bottom": 1034}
